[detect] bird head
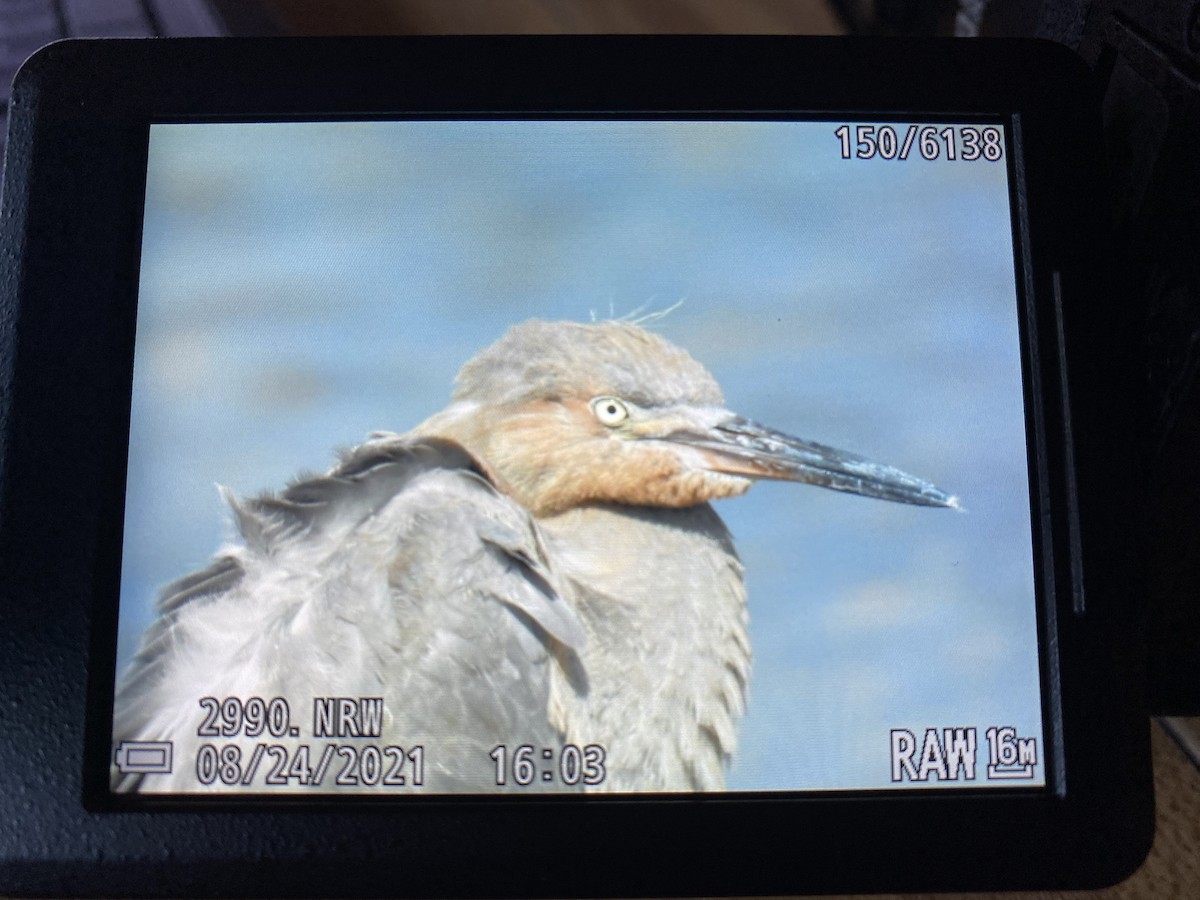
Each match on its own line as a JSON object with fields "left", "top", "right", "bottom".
{"left": 419, "top": 320, "right": 957, "bottom": 518}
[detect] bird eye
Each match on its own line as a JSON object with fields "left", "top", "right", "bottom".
{"left": 591, "top": 396, "right": 629, "bottom": 427}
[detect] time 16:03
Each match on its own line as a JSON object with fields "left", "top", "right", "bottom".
{"left": 489, "top": 743, "right": 607, "bottom": 786}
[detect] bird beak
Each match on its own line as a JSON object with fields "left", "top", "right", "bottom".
{"left": 668, "top": 414, "right": 958, "bottom": 509}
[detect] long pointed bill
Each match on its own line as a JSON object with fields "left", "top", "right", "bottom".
{"left": 671, "top": 415, "right": 958, "bottom": 509}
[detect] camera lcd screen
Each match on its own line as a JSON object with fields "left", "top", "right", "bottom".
{"left": 109, "top": 118, "right": 1044, "bottom": 796}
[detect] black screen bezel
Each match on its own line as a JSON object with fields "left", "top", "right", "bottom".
{"left": 0, "top": 36, "right": 1151, "bottom": 896}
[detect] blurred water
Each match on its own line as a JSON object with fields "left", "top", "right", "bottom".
{"left": 120, "top": 120, "right": 1042, "bottom": 790}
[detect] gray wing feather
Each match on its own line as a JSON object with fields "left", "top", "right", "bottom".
{"left": 112, "top": 436, "right": 584, "bottom": 793}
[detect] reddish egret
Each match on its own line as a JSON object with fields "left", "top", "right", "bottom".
{"left": 113, "top": 320, "right": 955, "bottom": 793}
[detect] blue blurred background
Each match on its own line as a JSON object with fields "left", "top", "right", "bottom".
{"left": 119, "top": 119, "right": 1043, "bottom": 790}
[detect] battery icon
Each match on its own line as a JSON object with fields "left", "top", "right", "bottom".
{"left": 114, "top": 741, "right": 173, "bottom": 774}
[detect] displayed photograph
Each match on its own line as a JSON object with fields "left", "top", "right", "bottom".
{"left": 111, "top": 119, "right": 1044, "bottom": 794}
